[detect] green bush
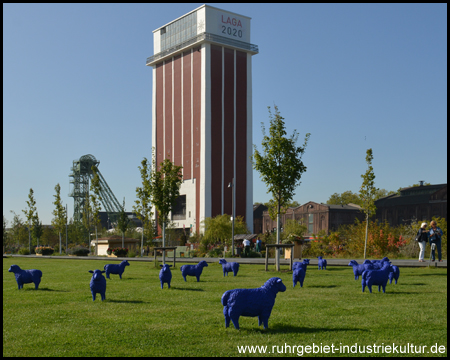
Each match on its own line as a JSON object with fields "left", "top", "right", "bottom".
{"left": 35, "top": 246, "right": 54, "bottom": 255}
{"left": 18, "top": 248, "right": 30, "bottom": 255}
{"left": 70, "top": 246, "right": 90, "bottom": 256}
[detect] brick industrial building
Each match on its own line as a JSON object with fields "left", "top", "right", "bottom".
{"left": 146, "top": 5, "right": 258, "bottom": 234}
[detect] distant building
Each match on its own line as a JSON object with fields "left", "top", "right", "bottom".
{"left": 253, "top": 203, "right": 268, "bottom": 234}
{"left": 262, "top": 202, "right": 364, "bottom": 236}
{"left": 375, "top": 183, "right": 447, "bottom": 226}
{"left": 146, "top": 5, "right": 258, "bottom": 234}
{"left": 98, "top": 211, "right": 142, "bottom": 230}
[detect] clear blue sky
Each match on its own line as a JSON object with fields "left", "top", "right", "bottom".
{"left": 3, "top": 3, "right": 447, "bottom": 226}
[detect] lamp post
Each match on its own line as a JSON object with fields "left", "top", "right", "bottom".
{"left": 228, "top": 179, "right": 235, "bottom": 257}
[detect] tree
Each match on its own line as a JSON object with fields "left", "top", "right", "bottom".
{"left": 90, "top": 166, "right": 102, "bottom": 255}
{"left": 202, "top": 214, "right": 249, "bottom": 247}
{"left": 9, "top": 211, "right": 28, "bottom": 251}
{"left": 149, "top": 151, "right": 183, "bottom": 264}
{"left": 252, "top": 105, "right": 310, "bottom": 270}
{"left": 3, "top": 216, "right": 7, "bottom": 254}
{"left": 359, "top": 149, "right": 379, "bottom": 259}
{"left": 51, "top": 183, "right": 67, "bottom": 254}
{"left": 327, "top": 191, "right": 363, "bottom": 206}
{"left": 134, "top": 157, "right": 154, "bottom": 256}
{"left": 32, "top": 212, "right": 44, "bottom": 248}
{"left": 22, "top": 188, "right": 37, "bottom": 253}
{"left": 117, "top": 198, "right": 130, "bottom": 248}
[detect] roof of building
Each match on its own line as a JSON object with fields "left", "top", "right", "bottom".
{"left": 375, "top": 183, "right": 447, "bottom": 207}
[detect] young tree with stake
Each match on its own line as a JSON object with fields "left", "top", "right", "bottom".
{"left": 359, "top": 148, "right": 379, "bottom": 259}
{"left": 252, "top": 105, "right": 310, "bottom": 271}
{"left": 52, "top": 184, "right": 67, "bottom": 254}
{"left": 148, "top": 150, "right": 183, "bottom": 264}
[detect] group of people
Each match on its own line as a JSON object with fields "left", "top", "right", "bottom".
{"left": 416, "top": 220, "right": 444, "bottom": 262}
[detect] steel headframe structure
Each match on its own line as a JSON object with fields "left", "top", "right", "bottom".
{"left": 69, "top": 154, "right": 122, "bottom": 224}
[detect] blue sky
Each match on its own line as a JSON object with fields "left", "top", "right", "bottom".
{"left": 3, "top": 3, "right": 447, "bottom": 226}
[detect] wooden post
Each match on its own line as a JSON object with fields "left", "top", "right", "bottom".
{"left": 290, "top": 244, "right": 293, "bottom": 271}
{"left": 265, "top": 246, "right": 269, "bottom": 271}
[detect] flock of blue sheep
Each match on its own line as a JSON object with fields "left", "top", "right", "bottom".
{"left": 7, "top": 255, "right": 400, "bottom": 330}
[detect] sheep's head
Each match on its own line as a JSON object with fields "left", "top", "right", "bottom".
{"left": 122, "top": 260, "right": 130, "bottom": 267}
{"left": 363, "top": 259, "right": 372, "bottom": 264}
{"left": 219, "top": 259, "right": 227, "bottom": 265}
{"left": 89, "top": 270, "right": 105, "bottom": 280}
{"left": 348, "top": 260, "right": 357, "bottom": 266}
{"left": 160, "top": 264, "right": 172, "bottom": 272}
{"left": 8, "top": 265, "right": 21, "bottom": 273}
{"left": 318, "top": 256, "right": 322, "bottom": 260}
{"left": 303, "top": 259, "right": 310, "bottom": 264}
{"left": 263, "top": 277, "right": 286, "bottom": 293}
{"left": 199, "top": 261, "right": 208, "bottom": 267}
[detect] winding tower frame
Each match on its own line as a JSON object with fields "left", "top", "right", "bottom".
{"left": 69, "top": 154, "right": 122, "bottom": 224}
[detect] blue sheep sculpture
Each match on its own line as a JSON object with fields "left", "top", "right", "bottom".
{"left": 221, "top": 277, "right": 287, "bottom": 330}
{"left": 317, "top": 256, "right": 327, "bottom": 270}
{"left": 370, "top": 257, "right": 390, "bottom": 269}
{"left": 159, "top": 264, "right": 172, "bottom": 289}
{"left": 361, "top": 262, "right": 391, "bottom": 293}
{"left": 293, "top": 267, "right": 306, "bottom": 288}
{"left": 348, "top": 260, "right": 374, "bottom": 280}
{"left": 89, "top": 270, "right": 106, "bottom": 301}
{"left": 180, "top": 261, "right": 208, "bottom": 282}
{"left": 293, "top": 259, "right": 310, "bottom": 272}
{"left": 104, "top": 260, "right": 130, "bottom": 279}
{"left": 219, "top": 258, "right": 239, "bottom": 277}
{"left": 8, "top": 265, "right": 42, "bottom": 290}
{"left": 388, "top": 264, "right": 400, "bottom": 284}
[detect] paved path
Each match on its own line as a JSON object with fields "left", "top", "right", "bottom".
{"left": 6, "top": 254, "right": 447, "bottom": 268}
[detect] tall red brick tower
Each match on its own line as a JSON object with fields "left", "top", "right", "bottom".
{"left": 146, "top": 5, "right": 258, "bottom": 234}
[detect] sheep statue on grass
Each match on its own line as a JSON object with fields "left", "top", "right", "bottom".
{"left": 180, "top": 260, "right": 208, "bottom": 282}
{"left": 361, "top": 261, "right": 391, "bottom": 293}
{"left": 293, "top": 267, "right": 306, "bottom": 288}
{"left": 88, "top": 270, "right": 106, "bottom": 301}
{"left": 8, "top": 265, "right": 42, "bottom": 290}
{"left": 159, "top": 264, "right": 172, "bottom": 289}
{"left": 348, "top": 260, "right": 374, "bottom": 280}
{"left": 370, "top": 257, "right": 390, "bottom": 269}
{"left": 104, "top": 260, "right": 130, "bottom": 279}
{"left": 317, "top": 256, "right": 327, "bottom": 270}
{"left": 293, "top": 259, "right": 310, "bottom": 272}
{"left": 221, "top": 277, "right": 287, "bottom": 330}
{"left": 388, "top": 264, "right": 400, "bottom": 284}
{"left": 219, "top": 258, "right": 239, "bottom": 277}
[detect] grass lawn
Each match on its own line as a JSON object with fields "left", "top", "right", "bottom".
{"left": 3, "top": 257, "right": 447, "bottom": 357}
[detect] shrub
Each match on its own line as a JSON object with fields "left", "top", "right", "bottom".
{"left": 70, "top": 246, "right": 90, "bottom": 256}
{"left": 35, "top": 246, "right": 54, "bottom": 255}
{"left": 112, "top": 247, "right": 128, "bottom": 257}
{"left": 18, "top": 248, "right": 30, "bottom": 255}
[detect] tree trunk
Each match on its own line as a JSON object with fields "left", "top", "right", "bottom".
{"left": 162, "top": 221, "right": 166, "bottom": 264}
{"left": 364, "top": 214, "right": 369, "bottom": 259}
{"left": 276, "top": 198, "right": 281, "bottom": 271}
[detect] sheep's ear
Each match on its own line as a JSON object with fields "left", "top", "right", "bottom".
{"left": 160, "top": 264, "right": 163, "bottom": 267}
{"left": 277, "top": 279, "right": 282, "bottom": 283}
{"left": 101, "top": 271, "right": 105, "bottom": 274}
{"left": 88, "top": 270, "right": 93, "bottom": 273}
{"left": 168, "top": 265, "right": 172, "bottom": 268}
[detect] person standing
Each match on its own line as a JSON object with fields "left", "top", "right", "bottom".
{"left": 243, "top": 238, "right": 251, "bottom": 257}
{"left": 417, "top": 222, "right": 429, "bottom": 262}
{"left": 256, "top": 238, "right": 262, "bottom": 253}
{"left": 429, "top": 220, "right": 443, "bottom": 262}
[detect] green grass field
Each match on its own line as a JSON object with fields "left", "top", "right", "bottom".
{"left": 3, "top": 257, "right": 447, "bottom": 357}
